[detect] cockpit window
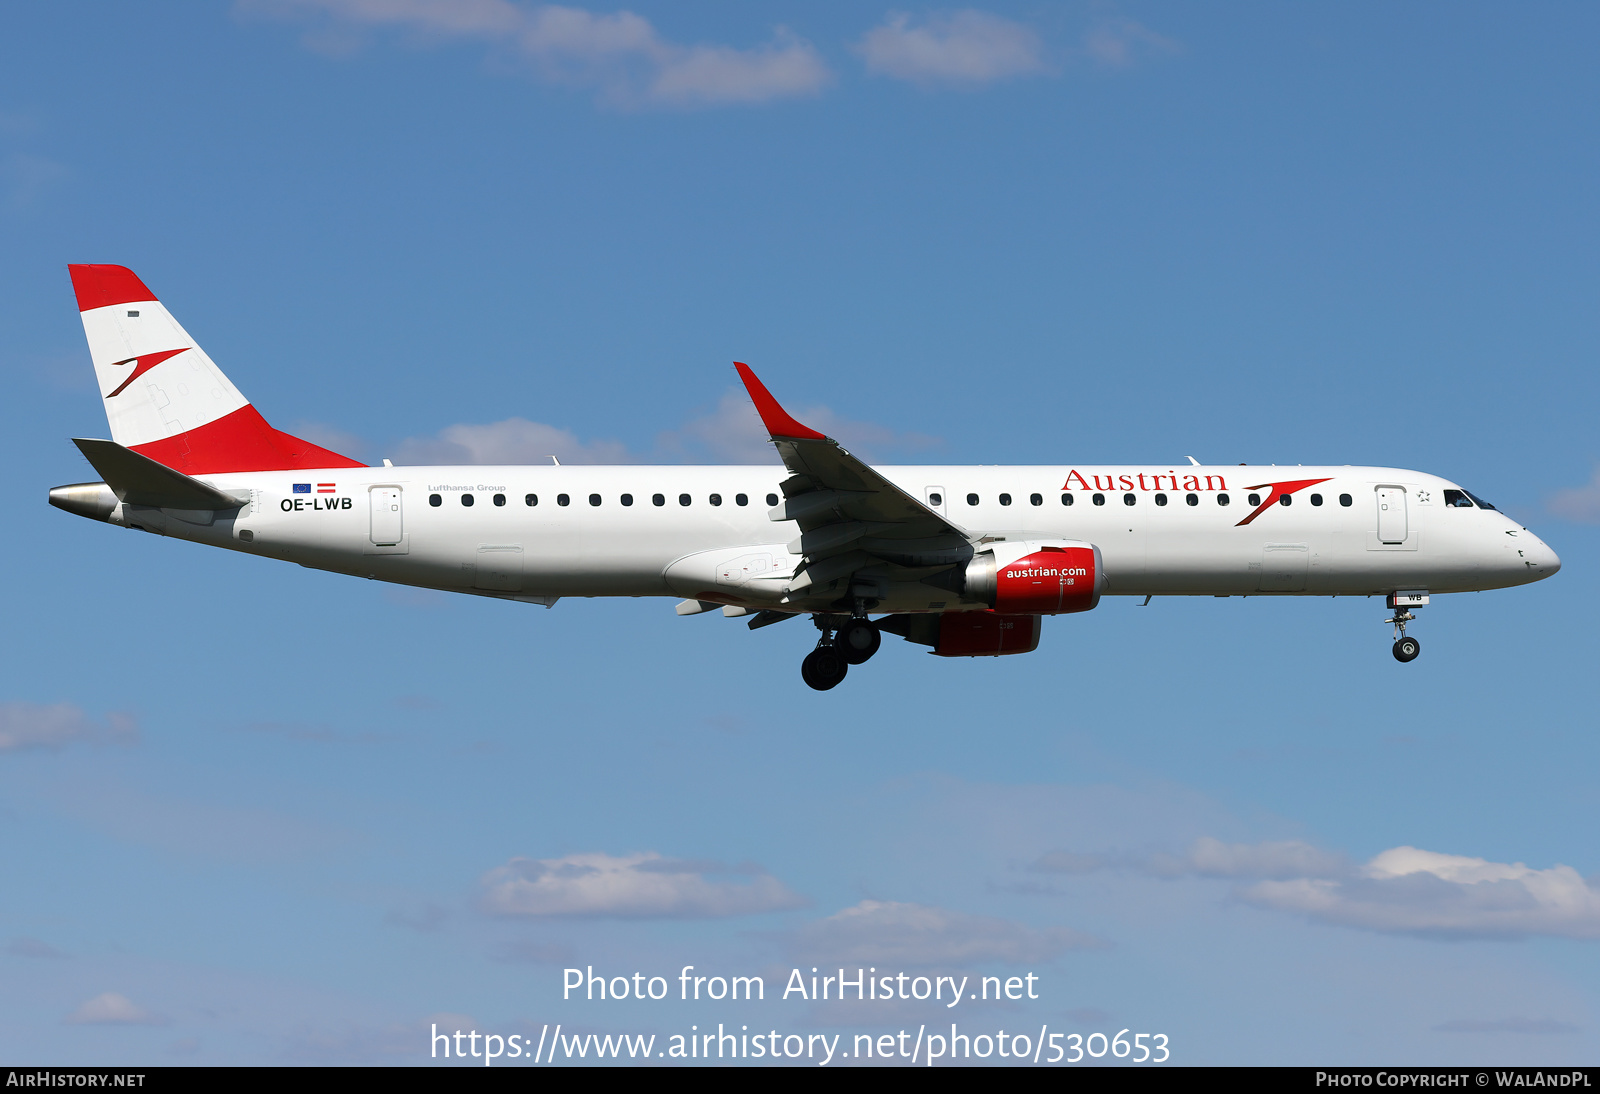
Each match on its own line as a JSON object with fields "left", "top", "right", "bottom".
{"left": 1443, "top": 489, "right": 1475, "bottom": 508}
{"left": 1463, "top": 490, "right": 1497, "bottom": 511}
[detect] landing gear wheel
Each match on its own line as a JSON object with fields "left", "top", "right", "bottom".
{"left": 839, "top": 621, "right": 881, "bottom": 665}
{"left": 801, "top": 647, "right": 849, "bottom": 691}
{"left": 1392, "top": 636, "right": 1421, "bottom": 663}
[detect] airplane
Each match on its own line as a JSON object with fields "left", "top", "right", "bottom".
{"left": 50, "top": 265, "right": 1561, "bottom": 690}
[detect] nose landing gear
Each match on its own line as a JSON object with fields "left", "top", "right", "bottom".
{"left": 1386, "top": 591, "right": 1427, "bottom": 663}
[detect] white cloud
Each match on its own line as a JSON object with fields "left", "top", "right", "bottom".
{"left": 1081, "top": 18, "right": 1180, "bottom": 68}
{"left": 395, "top": 388, "right": 942, "bottom": 466}
{"left": 248, "top": 1, "right": 831, "bottom": 107}
{"left": 1547, "top": 469, "right": 1600, "bottom": 523}
{"left": 0, "top": 702, "right": 137, "bottom": 753}
{"left": 289, "top": 420, "right": 369, "bottom": 463}
{"left": 1030, "top": 837, "right": 1348, "bottom": 880}
{"left": 65, "top": 992, "right": 167, "bottom": 1026}
{"left": 480, "top": 851, "right": 806, "bottom": 918}
{"left": 1147, "top": 836, "right": 1350, "bottom": 880}
{"left": 394, "top": 417, "right": 636, "bottom": 465}
{"left": 857, "top": 10, "right": 1045, "bottom": 86}
{"left": 1242, "top": 845, "right": 1600, "bottom": 940}
{"left": 647, "top": 31, "right": 832, "bottom": 107}
{"left": 1042, "top": 836, "right": 1600, "bottom": 941}
{"left": 785, "top": 899, "right": 1102, "bottom": 966}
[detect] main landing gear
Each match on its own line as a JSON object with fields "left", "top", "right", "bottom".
{"left": 801, "top": 614, "right": 881, "bottom": 690}
{"left": 1386, "top": 592, "right": 1426, "bottom": 663}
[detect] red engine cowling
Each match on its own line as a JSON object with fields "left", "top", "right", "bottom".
{"left": 965, "top": 544, "right": 1102, "bottom": 615}
{"left": 933, "top": 612, "right": 1042, "bottom": 657}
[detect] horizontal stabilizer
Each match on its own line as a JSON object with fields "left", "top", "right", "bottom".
{"left": 72, "top": 438, "right": 246, "bottom": 510}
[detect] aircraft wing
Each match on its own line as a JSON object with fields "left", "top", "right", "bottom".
{"left": 734, "top": 363, "right": 973, "bottom": 599}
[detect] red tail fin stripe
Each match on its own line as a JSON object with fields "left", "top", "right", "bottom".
{"left": 129, "top": 405, "right": 367, "bottom": 476}
{"left": 68, "top": 264, "right": 159, "bottom": 312}
{"left": 106, "top": 348, "right": 190, "bottom": 399}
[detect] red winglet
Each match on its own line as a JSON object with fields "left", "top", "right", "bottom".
{"left": 734, "top": 362, "right": 827, "bottom": 441}
{"left": 68, "top": 264, "right": 159, "bottom": 312}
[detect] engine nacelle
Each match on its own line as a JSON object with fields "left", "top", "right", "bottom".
{"left": 959, "top": 539, "right": 1104, "bottom": 614}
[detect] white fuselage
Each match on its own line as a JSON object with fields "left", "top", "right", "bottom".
{"left": 111, "top": 463, "right": 1559, "bottom": 612}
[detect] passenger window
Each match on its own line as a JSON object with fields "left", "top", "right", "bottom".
{"left": 429, "top": 493, "right": 441, "bottom": 507}
{"left": 461, "top": 493, "right": 475, "bottom": 507}
{"left": 929, "top": 492, "right": 943, "bottom": 506}
{"left": 1310, "top": 493, "right": 1323, "bottom": 506}
{"left": 1279, "top": 494, "right": 1291, "bottom": 506}
{"left": 1218, "top": 494, "right": 1230, "bottom": 506}
{"left": 1123, "top": 493, "right": 1136, "bottom": 506}
{"left": 736, "top": 493, "right": 748, "bottom": 506}
{"left": 1443, "top": 489, "right": 1474, "bottom": 508}
{"left": 766, "top": 493, "right": 778, "bottom": 506}
{"left": 966, "top": 493, "right": 979, "bottom": 506}
{"left": 1092, "top": 493, "right": 1105, "bottom": 506}
{"left": 1247, "top": 493, "right": 1261, "bottom": 506}
{"left": 999, "top": 493, "right": 1012, "bottom": 506}
{"left": 621, "top": 494, "right": 633, "bottom": 506}
{"left": 1339, "top": 493, "right": 1352, "bottom": 507}
{"left": 709, "top": 494, "right": 722, "bottom": 507}
{"left": 1186, "top": 493, "right": 1198, "bottom": 506}
{"left": 589, "top": 493, "right": 601, "bottom": 506}
{"left": 1030, "top": 493, "right": 1042, "bottom": 506}
{"left": 493, "top": 493, "right": 505, "bottom": 506}
{"left": 652, "top": 493, "right": 665, "bottom": 507}
{"left": 557, "top": 494, "right": 570, "bottom": 507}
{"left": 679, "top": 494, "right": 691, "bottom": 506}
{"left": 1061, "top": 493, "right": 1074, "bottom": 506}
{"left": 1155, "top": 493, "right": 1167, "bottom": 506}
{"left": 524, "top": 493, "right": 537, "bottom": 507}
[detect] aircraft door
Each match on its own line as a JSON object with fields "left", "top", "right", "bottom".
{"left": 1376, "top": 486, "right": 1408, "bottom": 544}
{"left": 370, "top": 486, "right": 403, "bottom": 546}
{"left": 924, "top": 486, "right": 946, "bottom": 516}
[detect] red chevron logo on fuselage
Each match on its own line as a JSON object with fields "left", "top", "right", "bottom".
{"left": 1234, "top": 477, "right": 1334, "bottom": 526}
{"left": 106, "top": 348, "right": 189, "bottom": 399}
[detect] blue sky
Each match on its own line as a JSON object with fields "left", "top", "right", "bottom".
{"left": 4, "top": 1, "right": 1600, "bottom": 1066}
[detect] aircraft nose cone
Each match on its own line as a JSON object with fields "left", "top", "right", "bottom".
{"left": 1535, "top": 540, "right": 1561, "bottom": 576}
{"left": 1511, "top": 532, "right": 1561, "bottom": 579}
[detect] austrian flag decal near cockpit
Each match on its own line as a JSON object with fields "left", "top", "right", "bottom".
{"left": 1234, "top": 478, "right": 1333, "bottom": 526}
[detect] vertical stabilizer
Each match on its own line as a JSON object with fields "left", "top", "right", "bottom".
{"left": 68, "top": 264, "right": 365, "bottom": 475}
